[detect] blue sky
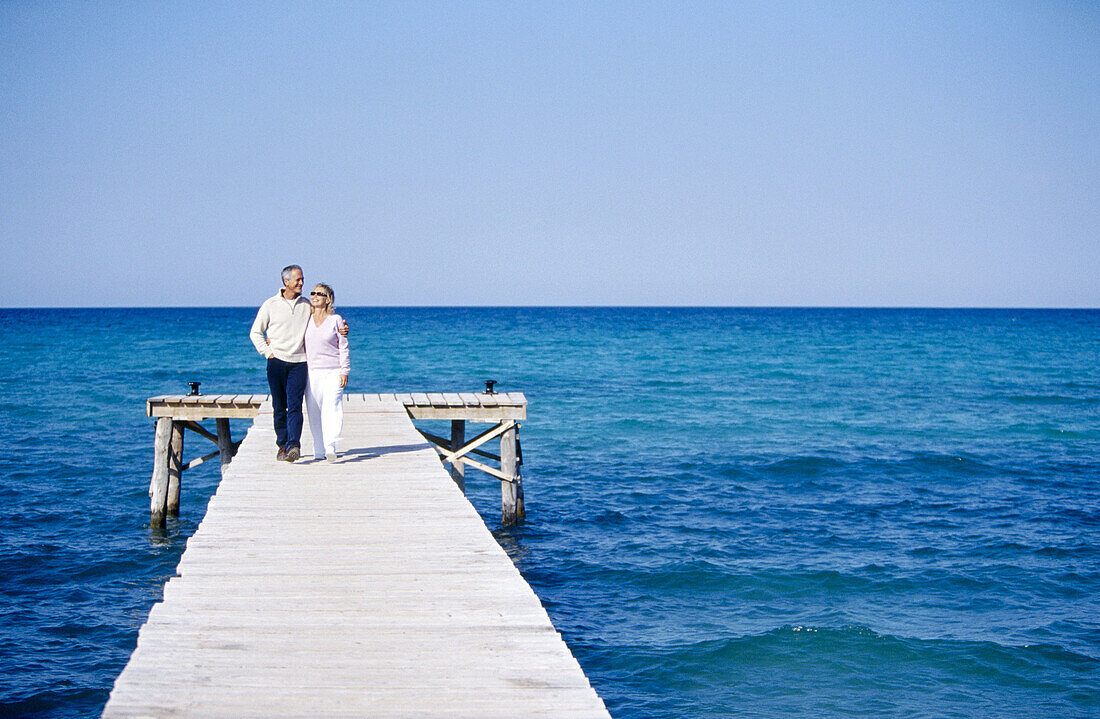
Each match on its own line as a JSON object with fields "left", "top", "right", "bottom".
{"left": 2, "top": 1, "right": 1097, "bottom": 307}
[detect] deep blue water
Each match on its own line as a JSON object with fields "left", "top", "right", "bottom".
{"left": 1, "top": 307, "right": 1098, "bottom": 717}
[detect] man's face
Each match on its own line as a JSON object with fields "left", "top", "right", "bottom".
{"left": 284, "top": 268, "right": 304, "bottom": 295}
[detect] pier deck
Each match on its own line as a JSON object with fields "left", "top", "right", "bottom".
{"left": 103, "top": 395, "right": 609, "bottom": 718}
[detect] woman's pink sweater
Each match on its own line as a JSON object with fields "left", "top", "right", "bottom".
{"left": 304, "top": 313, "right": 350, "bottom": 374}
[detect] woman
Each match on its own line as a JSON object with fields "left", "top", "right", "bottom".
{"left": 304, "top": 283, "right": 349, "bottom": 461}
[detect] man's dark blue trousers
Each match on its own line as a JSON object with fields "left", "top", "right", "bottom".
{"left": 266, "top": 357, "right": 307, "bottom": 449}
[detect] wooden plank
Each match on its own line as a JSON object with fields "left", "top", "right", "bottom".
{"left": 478, "top": 393, "right": 522, "bottom": 408}
{"left": 427, "top": 392, "right": 447, "bottom": 407}
{"left": 410, "top": 392, "right": 431, "bottom": 406}
{"left": 150, "top": 406, "right": 262, "bottom": 420}
{"left": 405, "top": 405, "right": 526, "bottom": 421}
{"left": 442, "top": 392, "right": 464, "bottom": 407}
{"left": 147, "top": 395, "right": 267, "bottom": 420}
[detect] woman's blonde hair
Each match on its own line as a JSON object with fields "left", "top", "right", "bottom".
{"left": 313, "top": 283, "right": 335, "bottom": 316}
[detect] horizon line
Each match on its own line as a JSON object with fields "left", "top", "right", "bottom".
{"left": 6, "top": 304, "right": 1099, "bottom": 311}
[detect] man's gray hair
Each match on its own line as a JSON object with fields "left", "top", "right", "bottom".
{"left": 281, "top": 265, "right": 302, "bottom": 284}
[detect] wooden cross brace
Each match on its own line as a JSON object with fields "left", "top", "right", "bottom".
{"left": 417, "top": 420, "right": 520, "bottom": 483}
{"left": 178, "top": 421, "right": 243, "bottom": 470}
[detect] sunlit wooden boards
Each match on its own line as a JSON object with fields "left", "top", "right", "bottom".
{"left": 147, "top": 392, "right": 527, "bottom": 422}
{"left": 106, "top": 395, "right": 607, "bottom": 718}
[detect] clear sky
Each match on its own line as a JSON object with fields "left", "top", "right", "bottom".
{"left": 2, "top": 1, "right": 1097, "bottom": 307}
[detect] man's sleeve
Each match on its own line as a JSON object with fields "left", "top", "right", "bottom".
{"left": 249, "top": 303, "right": 271, "bottom": 356}
{"left": 338, "top": 317, "right": 350, "bottom": 375}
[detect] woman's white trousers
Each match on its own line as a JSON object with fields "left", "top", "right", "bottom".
{"left": 305, "top": 368, "right": 344, "bottom": 459}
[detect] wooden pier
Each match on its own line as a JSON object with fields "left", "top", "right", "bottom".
{"left": 146, "top": 391, "right": 528, "bottom": 527}
{"left": 105, "top": 393, "right": 610, "bottom": 717}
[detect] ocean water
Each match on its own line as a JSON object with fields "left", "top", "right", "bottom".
{"left": 0, "top": 307, "right": 1098, "bottom": 718}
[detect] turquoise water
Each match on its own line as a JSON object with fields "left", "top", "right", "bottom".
{"left": 1, "top": 307, "right": 1098, "bottom": 717}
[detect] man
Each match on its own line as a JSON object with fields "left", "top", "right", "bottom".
{"left": 250, "top": 265, "right": 310, "bottom": 461}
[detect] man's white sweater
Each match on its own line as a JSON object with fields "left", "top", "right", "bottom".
{"left": 249, "top": 291, "right": 310, "bottom": 362}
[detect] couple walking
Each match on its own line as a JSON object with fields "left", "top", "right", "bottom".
{"left": 249, "top": 265, "right": 350, "bottom": 463}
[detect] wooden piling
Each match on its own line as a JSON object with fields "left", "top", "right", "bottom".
{"left": 166, "top": 421, "right": 184, "bottom": 516}
{"left": 500, "top": 423, "right": 524, "bottom": 525}
{"left": 149, "top": 417, "right": 172, "bottom": 526}
{"left": 450, "top": 419, "right": 466, "bottom": 493}
{"left": 215, "top": 418, "right": 233, "bottom": 475}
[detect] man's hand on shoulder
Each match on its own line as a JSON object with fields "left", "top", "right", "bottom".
{"left": 339, "top": 320, "right": 349, "bottom": 337}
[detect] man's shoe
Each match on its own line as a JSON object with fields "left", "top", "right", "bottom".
{"left": 276, "top": 447, "right": 287, "bottom": 461}
{"left": 285, "top": 446, "right": 300, "bottom": 462}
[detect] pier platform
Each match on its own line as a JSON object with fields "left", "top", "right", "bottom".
{"left": 103, "top": 395, "right": 609, "bottom": 718}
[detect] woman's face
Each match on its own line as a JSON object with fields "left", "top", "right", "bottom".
{"left": 310, "top": 285, "right": 330, "bottom": 309}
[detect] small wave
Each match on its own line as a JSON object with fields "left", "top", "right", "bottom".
{"left": 1000, "top": 394, "right": 1061, "bottom": 405}
{"left": 591, "top": 509, "right": 630, "bottom": 525}
{"left": 759, "top": 456, "right": 847, "bottom": 476}
{"left": 584, "top": 561, "right": 897, "bottom": 601}
{"left": 1036, "top": 545, "right": 1097, "bottom": 559}
{"left": 1005, "top": 423, "right": 1099, "bottom": 439}
{"left": 666, "top": 624, "right": 1100, "bottom": 672}
{"left": 718, "top": 451, "right": 1006, "bottom": 484}
{"left": 1062, "top": 381, "right": 1100, "bottom": 391}
{"left": 640, "top": 378, "right": 691, "bottom": 389}
{"left": 0, "top": 689, "right": 107, "bottom": 719}
{"left": 900, "top": 451, "right": 1001, "bottom": 476}
{"left": 596, "top": 624, "right": 1100, "bottom": 716}
{"left": 998, "top": 393, "right": 1100, "bottom": 406}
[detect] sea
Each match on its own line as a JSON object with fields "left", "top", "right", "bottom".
{"left": 0, "top": 307, "right": 1097, "bottom": 718}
